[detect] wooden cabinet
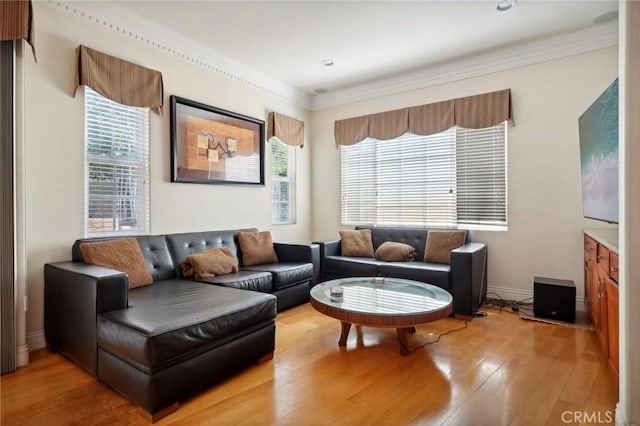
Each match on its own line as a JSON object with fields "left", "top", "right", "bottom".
{"left": 606, "top": 278, "right": 619, "bottom": 380}
{"left": 584, "top": 236, "right": 601, "bottom": 336}
{"left": 583, "top": 233, "right": 619, "bottom": 382}
{"left": 610, "top": 251, "right": 619, "bottom": 282}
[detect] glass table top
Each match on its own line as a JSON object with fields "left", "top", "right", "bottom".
{"left": 310, "top": 277, "right": 452, "bottom": 315}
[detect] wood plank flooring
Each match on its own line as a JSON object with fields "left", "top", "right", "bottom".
{"left": 0, "top": 304, "right": 618, "bottom": 425}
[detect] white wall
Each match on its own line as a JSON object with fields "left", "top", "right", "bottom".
{"left": 310, "top": 47, "right": 618, "bottom": 300}
{"left": 619, "top": 2, "right": 640, "bottom": 424}
{"left": 22, "top": 3, "right": 312, "bottom": 342}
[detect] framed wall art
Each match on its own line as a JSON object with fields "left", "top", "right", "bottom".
{"left": 170, "top": 95, "right": 265, "bottom": 185}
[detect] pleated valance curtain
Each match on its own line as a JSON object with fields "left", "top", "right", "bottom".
{"left": 74, "top": 45, "right": 164, "bottom": 114}
{"left": 267, "top": 112, "right": 305, "bottom": 148}
{"left": 334, "top": 89, "right": 513, "bottom": 145}
{"left": 0, "top": 0, "right": 36, "bottom": 60}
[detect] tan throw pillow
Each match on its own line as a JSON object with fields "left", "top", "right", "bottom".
{"left": 424, "top": 231, "right": 467, "bottom": 264}
{"left": 181, "top": 247, "right": 239, "bottom": 279}
{"left": 237, "top": 231, "right": 279, "bottom": 266}
{"left": 375, "top": 241, "right": 415, "bottom": 262}
{"left": 339, "top": 229, "right": 375, "bottom": 258}
{"left": 79, "top": 238, "right": 153, "bottom": 289}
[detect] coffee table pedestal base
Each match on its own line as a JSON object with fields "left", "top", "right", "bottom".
{"left": 338, "top": 321, "right": 415, "bottom": 356}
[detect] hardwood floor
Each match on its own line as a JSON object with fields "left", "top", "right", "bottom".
{"left": 1, "top": 304, "right": 618, "bottom": 425}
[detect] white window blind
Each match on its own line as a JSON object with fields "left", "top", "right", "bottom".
{"left": 341, "top": 123, "right": 507, "bottom": 229}
{"left": 456, "top": 124, "right": 507, "bottom": 226}
{"left": 85, "top": 87, "right": 150, "bottom": 236}
{"left": 271, "top": 138, "right": 296, "bottom": 225}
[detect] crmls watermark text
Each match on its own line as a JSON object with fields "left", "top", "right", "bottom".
{"left": 561, "top": 411, "right": 614, "bottom": 424}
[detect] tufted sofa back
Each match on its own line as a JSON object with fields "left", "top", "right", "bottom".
{"left": 72, "top": 235, "right": 177, "bottom": 281}
{"left": 165, "top": 229, "right": 257, "bottom": 277}
{"left": 355, "top": 226, "right": 468, "bottom": 262}
{"left": 72, "top": 228, "right": 258, "bottom": 282}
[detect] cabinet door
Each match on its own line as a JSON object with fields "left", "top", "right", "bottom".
{"left": 606, "top": 279, "right": 619, "bottom": 381}
{"left": 597, "top": 244, "right": 610, "bottom": 273}
{"left": 584, "top": 236, "right": 598, "bottom": 324}
{"left": 610, "top": 252, "right": 619, "bottom": 283}
{"left": 596, "top": 266, "right": 609, "bottom": 355}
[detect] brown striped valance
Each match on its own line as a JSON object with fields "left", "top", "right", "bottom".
{"left": 267, "top": 112, "right": 305, "bottom": 148}
{"left": 74, "top": 45, "right": 164, "bottom": 114}
{"left": 335, "top": 89, "right": 513, "bottom": 146}
{"left": 0, "top": 0, "right": 36, "bottom": 61}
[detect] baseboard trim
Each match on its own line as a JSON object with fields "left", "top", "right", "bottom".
{"left": 486, "top": 285, "right": 533, "bottom": 302}
{"left": 486, "top": 285, "right": 587, "bottom": 313}
{"left": 27, "top": 329, "right": 46, "bottom": 351}
{"left": 17, "top": 343, "right": 29, "bottom": 367}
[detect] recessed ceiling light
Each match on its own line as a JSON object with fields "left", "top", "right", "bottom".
{"left": 314, "top": 88, "right": 328, "bottom": 94}
{"left": 594, "top": 11, "right": 618, "bottom": 24}
{"left": 320, "top": 59, "right": 334, "bottom": 67}
{"left": 496, "top": 0, "right": 517, "bottom": 12}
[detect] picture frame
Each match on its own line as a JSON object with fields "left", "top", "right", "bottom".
{"left": 170, "top": 95, "right": 265, "bottom": 185}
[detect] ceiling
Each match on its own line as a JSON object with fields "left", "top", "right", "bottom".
{"left": 109, "top": 0, "right": 618, "bottom": 97}
{"left": 58, "top": 0, "right": 616, "bottom": 109}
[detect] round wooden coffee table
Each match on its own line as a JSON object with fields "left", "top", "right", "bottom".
{"left": 310, "top": 277, "right": 453, "bottom": 355}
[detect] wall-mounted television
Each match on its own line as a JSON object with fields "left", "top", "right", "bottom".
{"left": 578, "top": 78, "right": 619, "bottom": 224}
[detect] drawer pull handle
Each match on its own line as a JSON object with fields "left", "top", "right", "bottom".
{"left": 597, "top": 255, "right": 605, "bottom": 261}
{"left": 610, "top": 267, "right": 619, "bottom": 273}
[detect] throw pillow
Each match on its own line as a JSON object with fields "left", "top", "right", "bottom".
{"left": 79, "top": 238, "right": 153, "bottom": 289}
{"left": 375, "top": 241, "right": 415, "bottom": 262}
{"left": 237, "top": 231, "right": 279, "bottom": 266}
{"left": 181, "top": 247, "right": 239, "bottom": 279}
{"left": 339, "top": 229, "right": 375, "bottom": 257}
{"left": 424, "top": 231, "right": 467, "bottom": 264}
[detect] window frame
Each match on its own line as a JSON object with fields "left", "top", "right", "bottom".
{"left": 270, "top": 137, "right": 296, "bottom": 225}
{"left": 84, "top": 87, "right": 151, "bottom": 237}
{"left": 340, "top": 123, "right": 507, "bottom": 231}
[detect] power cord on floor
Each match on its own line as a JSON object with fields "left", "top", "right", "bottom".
{"left": 398, "top": 321, "right": 468, "bottom": 355}
{"left": 483, "top": 295, "right": 533, "bottom": 315}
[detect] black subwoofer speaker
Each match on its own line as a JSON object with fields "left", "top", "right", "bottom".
{"left": 533, "top": 276, "right": 576, "bottom": 323}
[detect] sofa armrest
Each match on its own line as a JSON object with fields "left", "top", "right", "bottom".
{"left": 44, "top": 261, "right": 129, "bottom": 376}
{"left": 312, "top": 239, "right": 341, "bottom": 281}
{"left": 450, "top": 243, "right": 488, "bottom": 318}
{"left": 313, "top": 239, "right": 341, "bottom": 257}
{"left": 273, "top": 243, "right": 320, "bottom": 284}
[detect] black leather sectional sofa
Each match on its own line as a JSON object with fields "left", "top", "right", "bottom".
{"left": 316, "top": 226, "right": 487, "bottom": 319}
{"left": 44, "top": 229, "right": 319, "bottom": 421}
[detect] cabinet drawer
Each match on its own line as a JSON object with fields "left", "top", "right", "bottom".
{"left": 610, "top": 252, "right": 619, "bottom": 282}
{"left": 597, "top": 244, "right": 610, "bottom": 272}
{"left": 584, "top": 235, "right": 597, "bottom": 254}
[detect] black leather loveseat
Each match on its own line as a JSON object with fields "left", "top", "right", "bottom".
{"left": 44, "top": 229, "right": 319, "bottom": 422}
{"left": 316, "top": 226, "right": 487, "bottom": 319}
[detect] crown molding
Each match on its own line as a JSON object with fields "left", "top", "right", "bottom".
{"left": 45, "top": 0, "right": 313, "bottom": 109}
{"left": 311, "top": 23, "right": 618, "bottom": 110}
{"left": 46, "top": 1, "right": 617, "bottom": 112}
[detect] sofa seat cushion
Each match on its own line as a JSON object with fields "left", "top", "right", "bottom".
{"left": 378, "top": 261, "right": 450, "bottom": 289}
{"left": 196, "top": 270, "right": 273, "bottom": 293}
{"left": 97, "top": 279, "right": 276, "bottom": 370}
{"left": 242, "top": 262, "right": 313, "bottom": 290}
{"left": 324, "top": 256, "right": 385, "bottom": 277}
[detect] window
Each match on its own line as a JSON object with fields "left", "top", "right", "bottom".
{"left": 271, "top": 138, "right": 296, "bottom": 224}
{"left": 341, "top": 122, "right": 506, "bottom": 229}
{"left": 85, "top": 87, "right": 150, "bottom": 236}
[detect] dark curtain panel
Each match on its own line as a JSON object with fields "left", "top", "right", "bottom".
{"left": 0, "top": 40, "right": 16, "bottom": 375}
